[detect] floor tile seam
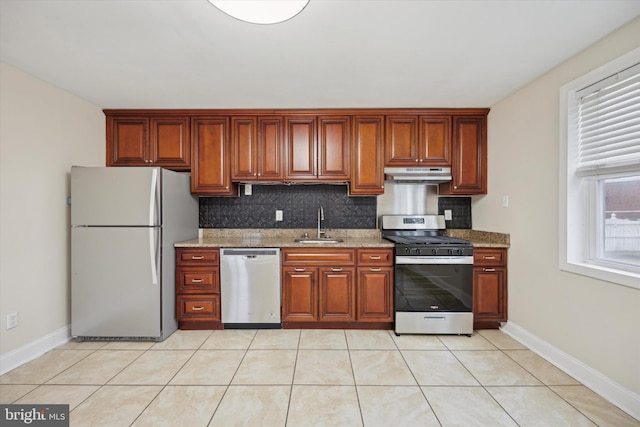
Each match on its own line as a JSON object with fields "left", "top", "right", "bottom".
{"left": 415, "top": 385, "right": 444, "bottom": 426}
{"left": 283, "top": 333, "right": 302, "bottom": 427}
{"left": 545, "top": 384, "right": 611, "bottom": 426}
{"left": 127, "top": 383, "right": 166, "bottom": 426}
{"left": 450, "top": 348, "right": 545, "bottom": 387}
{"left": 483, "top": 384, "right": 608, "bottom": 426}
{"left": 40, "top": 348, "right": 144, "bottom": 386}
{"left": 34, "top": 347, "right": 100, "bottom": 385}
{"left": 500, "top": 347, "right": 581, "bottom": 387}
{"left": 474, "top": 383, "right": 521, "bottom": 426}
{"left": 68, "top": 384, "right": 105, "bottom": 415}
{"left": 396, "top": 344, "right": 428, "bottom": 390}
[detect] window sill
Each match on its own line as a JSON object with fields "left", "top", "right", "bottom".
{"left": 561, "top": 260, "right": 640, "bottom": 290}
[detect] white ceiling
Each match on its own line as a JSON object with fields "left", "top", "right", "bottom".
{"left": 1, "top": 0, "right": 639, "bottom": 109}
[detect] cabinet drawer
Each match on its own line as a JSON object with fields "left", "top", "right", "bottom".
{"left": 357, "top": 249, "right": 393, "bottom": 266}
{"left": 176, "top": 295, "right": 220, "bottom": 321}
{"left": 176, "top": 267, "right": 220, "bottom": 293}
{"left": 176, "top": 248, "right": 219, "bottom": 266}
{"left": 474, "top": 249, "right": 507, "bottom": 266}
{"left": 282, "top": 248, "right": 356, "bottom": 266}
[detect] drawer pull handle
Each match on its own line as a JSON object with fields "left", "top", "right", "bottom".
{"left": 369, "top": 267, "right": 382, "bottom": 272}
{"left": 483, "top": 268, "right": 496, "bottom": 272}
{"left": 192, "top": 306, "right": 205, "bottom": 311}
{"left": 369, "top": 255, "right": 381, "bottom": 260}
{"left": 294, "top": 268, "right": 306, "bottom": 272}
{"left": 191, "top": 279, "right": 204, "bottom": 283}
{"left": 331, "top": 267, "right": 343, "bottom": 272}
{"left": 483, "top": 256, "right": 496, "bottom": 260}
{"left": 191, "top": 256, "right": 205, "bottom": 260}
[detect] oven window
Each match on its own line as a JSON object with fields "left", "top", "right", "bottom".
{"left": 395, "top": 264, "right": 472, "bottom": 312}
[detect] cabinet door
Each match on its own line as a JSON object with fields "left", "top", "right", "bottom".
{"left": 441, "top": 115, "right": 487, "bottom": 194}
{"left": 285, "top": 117, "right": 316, "bottom": 180}
{"left": 107, "top": 116, "right": 149, "bottom": 166}
{"left": 473, "top": 267, "right": 507, "bottom": 328}
{"left": 384, "top": 116, "right": 418, "bottom": 166}
{"left": 419, "top": 116, "right": 450, "bottom": 166}
{"left": 357, "top": 267, "right": 393, "bottom": 321}
{"left": 149, "top": 117, "right": 190, "bottom": 170}
{"left": 319, "top": 267, "right": 355, "bottom": 321}
{"left": 318, "top": 116, "right": 350, "bottom": 180}
{"left": 191, "top": 117, "right": 237, "bottom": 195}
{"left": 231, "top": 116, "right": 257, "bottom": 181}
{"left": 350, "top": 116, "right": 384, "bottom": 195}
{"left": 282, "top": 267, "right": 318, "bottom": 321}
{"left": 258, "top": 117, "right": 284, "bottom": 181}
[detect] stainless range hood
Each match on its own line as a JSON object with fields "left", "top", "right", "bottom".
{"left": 384, "top": 167, "right": 452, "bottom": 183}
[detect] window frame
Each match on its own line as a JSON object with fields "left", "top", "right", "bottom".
{"left": 559, "top": 47, "right": 640, "bottom": 290}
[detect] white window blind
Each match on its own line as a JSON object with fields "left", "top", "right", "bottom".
{"left": 576, "top": 62, "right": 640, "bottom": 176}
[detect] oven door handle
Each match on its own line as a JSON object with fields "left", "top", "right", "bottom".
{"left": 395, "top": 256, "right": 474, "bottom": 265}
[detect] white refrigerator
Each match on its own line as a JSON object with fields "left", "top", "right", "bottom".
{"left": 70, "top": 166, "right": 198, "bottom": 341}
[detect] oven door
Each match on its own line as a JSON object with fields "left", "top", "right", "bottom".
{"left": 394, "top": 256, "right": 473, "bottom": 313}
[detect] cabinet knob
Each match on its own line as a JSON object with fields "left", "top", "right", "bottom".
{"left": 191, "top": 278, "right": 204, "bottom": 283}
{"left": 369, "top": 255, "right": 381, "bottom": 260}
{"left": 192, "top": 306, "right": 205, "bottom": 311}
{"left": 369, "top": 267, "right": 382, "bottom": 272}
{"left": 483, "top": 268, "right": 496, "bottom": 272}
{"left": 484, "top": 256, "right": 496, "bottom": 260}
{"left": 191, "top": 256, "right": 204, "bottom": 260}
{"left": 294, "top": 268, "right": 306, "bottom": 272}
{"left": 415, "top": 159, "right": 419, "bottom": 162}
{"left": 331, "top": 267, "right": 343, "bottom": 272}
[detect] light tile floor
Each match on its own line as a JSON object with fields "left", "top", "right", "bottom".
{"left": 1, "top": 329, "right": 638, "bottom": 427}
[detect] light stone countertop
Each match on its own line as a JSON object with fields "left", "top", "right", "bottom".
{"left": 175, "top": 228, "right": 395, "bottom": 248}
{"left": 174, "top": 228, "right": 509, "bottom": 249}
{"left": 446, "top": 229, "right": 511, "bottom": 248}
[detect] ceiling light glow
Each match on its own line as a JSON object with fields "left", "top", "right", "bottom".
{"left": 208, "top": 0, "right": 310, "bottom": 25}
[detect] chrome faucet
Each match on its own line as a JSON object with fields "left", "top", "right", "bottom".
{"left": 317, "top": 206, "right": 325, "bottom": 239}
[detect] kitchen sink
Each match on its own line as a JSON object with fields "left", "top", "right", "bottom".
{"left": 293, "top": 238, "right": 344, "bottom": 244}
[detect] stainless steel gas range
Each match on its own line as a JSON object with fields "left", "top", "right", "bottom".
{"left": 381, "top": 215, "right": 474, "bottom": 336}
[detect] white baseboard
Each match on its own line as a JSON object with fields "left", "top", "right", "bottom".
{"left": 0, "top": 325, "right": 71, "bottom": 376}
{"left": 501, "top": 321, "right": 640, "bottom": 421}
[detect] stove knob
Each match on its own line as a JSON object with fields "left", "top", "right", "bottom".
{"left": 431, "top": 248, "right": 438, "bottom": 255}
{"left": 447, "top": 249, "right": 453, "bottom": 255}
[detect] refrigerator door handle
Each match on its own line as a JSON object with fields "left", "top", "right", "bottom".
{"left": 149, "top": 168, "right": 159, "bottom": 225}
{"left": 149, "top": 228, "right": 159, "bottom": 285}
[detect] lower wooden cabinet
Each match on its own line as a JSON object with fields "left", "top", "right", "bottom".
{"left": 175, "top": 248, "right": 222, "bottom": 329}
{"left": 473, "top": 248, "right": 508, "bottom": 329}
{"left": 282, "top": 248, "right": 393, "bottom": 326}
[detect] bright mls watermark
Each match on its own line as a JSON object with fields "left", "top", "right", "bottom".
{"left": 1, "top": 405, "right": 69, "bottom": 426}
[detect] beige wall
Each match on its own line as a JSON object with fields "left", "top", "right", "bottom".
{"left": 473, "top": 17, "right": 640, "bottom": 394}
{"left": 0, "top": 63, "right": 104, "bottom": 357}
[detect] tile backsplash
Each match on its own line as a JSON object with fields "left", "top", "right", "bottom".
{"left": 199, "top": 185, "right": 472, "bottom": 230}
{"left": 199, "top": 184, "right": 377, "bottom": 229}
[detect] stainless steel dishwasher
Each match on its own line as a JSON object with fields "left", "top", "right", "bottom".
{"left": 220, "top": 248, "right": 281, "bottom": 328}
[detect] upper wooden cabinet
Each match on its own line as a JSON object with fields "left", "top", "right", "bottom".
{"left": 384, "top": 115, "right": 450, "bottom": 167}
{"left": 191, "top": 117, "right": 237, "bottom": 196}
{"left": 284, "top": 116, "right": 350, "bottom": 181}
{"left": 350, "top": 116, "right": 385, "bottom": 196}
{"left": 231, "top": 116, "right": 284, "bottom": 182}
{"left": 440, "top": 115, "right": 487, "bottom": 195}
{"left": 106, "top": 115, "right": 190, "bottom": 170}
{"left": 105, "top": 109, "right": 488, "bottom": 196}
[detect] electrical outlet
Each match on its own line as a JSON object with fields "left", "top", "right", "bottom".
{"left": 244, "top": 184, "right": 252, "bottom": 196}
{"left": 275, "top": 210, "right": 283, "bottom": 221}
{"left": 6, "top": 312, "right": 18, "bottom": 329}
{"left": 444, "top": 210, "right": 453, "bottom": 221}
{"left": 502, "top": 195, "right": 509, "bottom": 208}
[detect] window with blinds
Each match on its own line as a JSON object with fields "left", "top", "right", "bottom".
{"left": 561, "top": 50, "right": 640, "bottom": 288}
{"left": 575, "top": 62, "right": 640, "bottom": 177}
